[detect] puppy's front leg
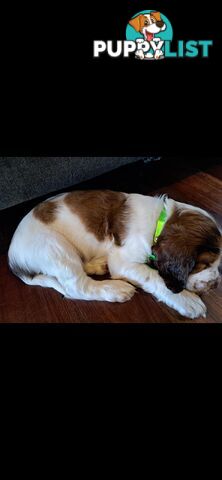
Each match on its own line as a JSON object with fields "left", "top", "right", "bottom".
{"left": 109, "top": 255, "right": 206, "bottom": 319}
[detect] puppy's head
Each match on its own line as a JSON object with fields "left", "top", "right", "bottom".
{"left": 152, "top": 208, "right": 221, "bottom": 294}
{"left": 129, "top": 11, "right": 166, "bottom": 40}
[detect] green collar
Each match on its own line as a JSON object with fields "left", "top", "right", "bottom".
{"left": 148, "top": 205, "right": 167, "bottom": 262}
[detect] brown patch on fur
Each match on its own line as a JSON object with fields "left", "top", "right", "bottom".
{"left": 152, "top": 208, "right": 221, "bottom": 293}
{"left": 33, "top": 201, "right": 58, "bottom": 224}
{"left": 65, "top": 190, "right": 129, "bottom": 245}
{"left": 192, "top": 251, "right": 219, "bottom": 274}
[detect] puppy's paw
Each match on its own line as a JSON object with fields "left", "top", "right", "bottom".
{"left": 101, "top": 280, "right": 136, "bottom": 303}
{"left": 154, "top": 49, "right": 164, "bottom": 59}
{"left": 174, "top": 291, "right": 207, "bottom": 319}
{"left": 135, "top": 49, "right": 145, "bottom": 59}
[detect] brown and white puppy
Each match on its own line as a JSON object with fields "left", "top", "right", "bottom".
{"left": 8, "top": 191, "right": 222, "bottom": 319}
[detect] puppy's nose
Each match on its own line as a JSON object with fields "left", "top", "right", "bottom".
{"left": 156, "top": 20, "right": 164, "bottom": 28}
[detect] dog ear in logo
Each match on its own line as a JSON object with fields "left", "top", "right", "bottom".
{"left": 129, "top": 14, "right": 144, "bottom": 33}
{"left": 151, "top": 11, "right": 164, "bottom": 25}
{"left": 129, "top": 12, "right": 166, "bottom": 35}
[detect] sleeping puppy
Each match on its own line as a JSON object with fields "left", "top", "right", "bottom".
{"left": 8, "top": 191, "right": 222, "bottom": 319}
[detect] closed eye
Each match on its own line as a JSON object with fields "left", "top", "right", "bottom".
{"left": 192, "top": 263, "right": 209, "bottom": 274}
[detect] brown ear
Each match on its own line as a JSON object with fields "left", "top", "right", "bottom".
{"left": 152, "top": 211, "right": 196, "bottom": 293}
{"left": 151, "top": 11, "right": 162, "bottom": 22}
{"left": 152, "top": 207, "right": 221, "bottom": 293}
{"left": 129, "top": 14, "right": 143, "bottom": 32}
{"left": 153, "top": 243, "right": 195, "bottom": 293}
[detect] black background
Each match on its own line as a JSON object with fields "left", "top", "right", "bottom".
{"left": 0, "top": 0, "right": 221, "bottom": 156}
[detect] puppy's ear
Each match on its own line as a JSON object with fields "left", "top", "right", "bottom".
{"left": 153, "top": 244, "right": 195, "bottom": 294}
{"left": 153, "top": 207, "right": 221, "bottom": 293}
{"left": 129, "top": 14, "right": 143, "bottom": 32}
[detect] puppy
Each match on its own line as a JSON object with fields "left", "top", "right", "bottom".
{"left": 129, "top": 11, "right": 166, "bottom": 59}
{"left": 8, "top": 191, "right": 222, "bottom": 319}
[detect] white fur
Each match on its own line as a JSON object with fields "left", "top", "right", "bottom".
{"left": 187, "top": 256, "right": 221, "bottom": 293}
{"left": 8, "top": 193, "right": 221, "bottom": 319}
{"left": 142, "top": 14, "right": 166, "bottom": 37}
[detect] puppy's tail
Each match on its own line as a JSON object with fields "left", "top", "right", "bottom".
{"left": 22, "top": 274, "right": 66, "bottom": 296}
{"left": 8, "top": 259, "right": 66, "bottom": 296}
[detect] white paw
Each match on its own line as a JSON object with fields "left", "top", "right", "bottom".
{"left": 135, "top": 49, "right": 145, "bottom": 60}
{"left": 154, "top": 49, "right": 164, "bottom": 59}
{"left": 101, "top": 280, "right": 136, "bottom": 303}
{"left": 174, "top": 291, "right": 207, "bottom": 319}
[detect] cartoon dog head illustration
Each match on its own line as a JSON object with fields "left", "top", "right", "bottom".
{"left": 129, "top": 11, "right": 166, "bottom": 42}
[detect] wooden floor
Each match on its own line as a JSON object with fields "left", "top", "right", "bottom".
{"left": 1, "top": 157, "right": 222, "bottom": 323}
